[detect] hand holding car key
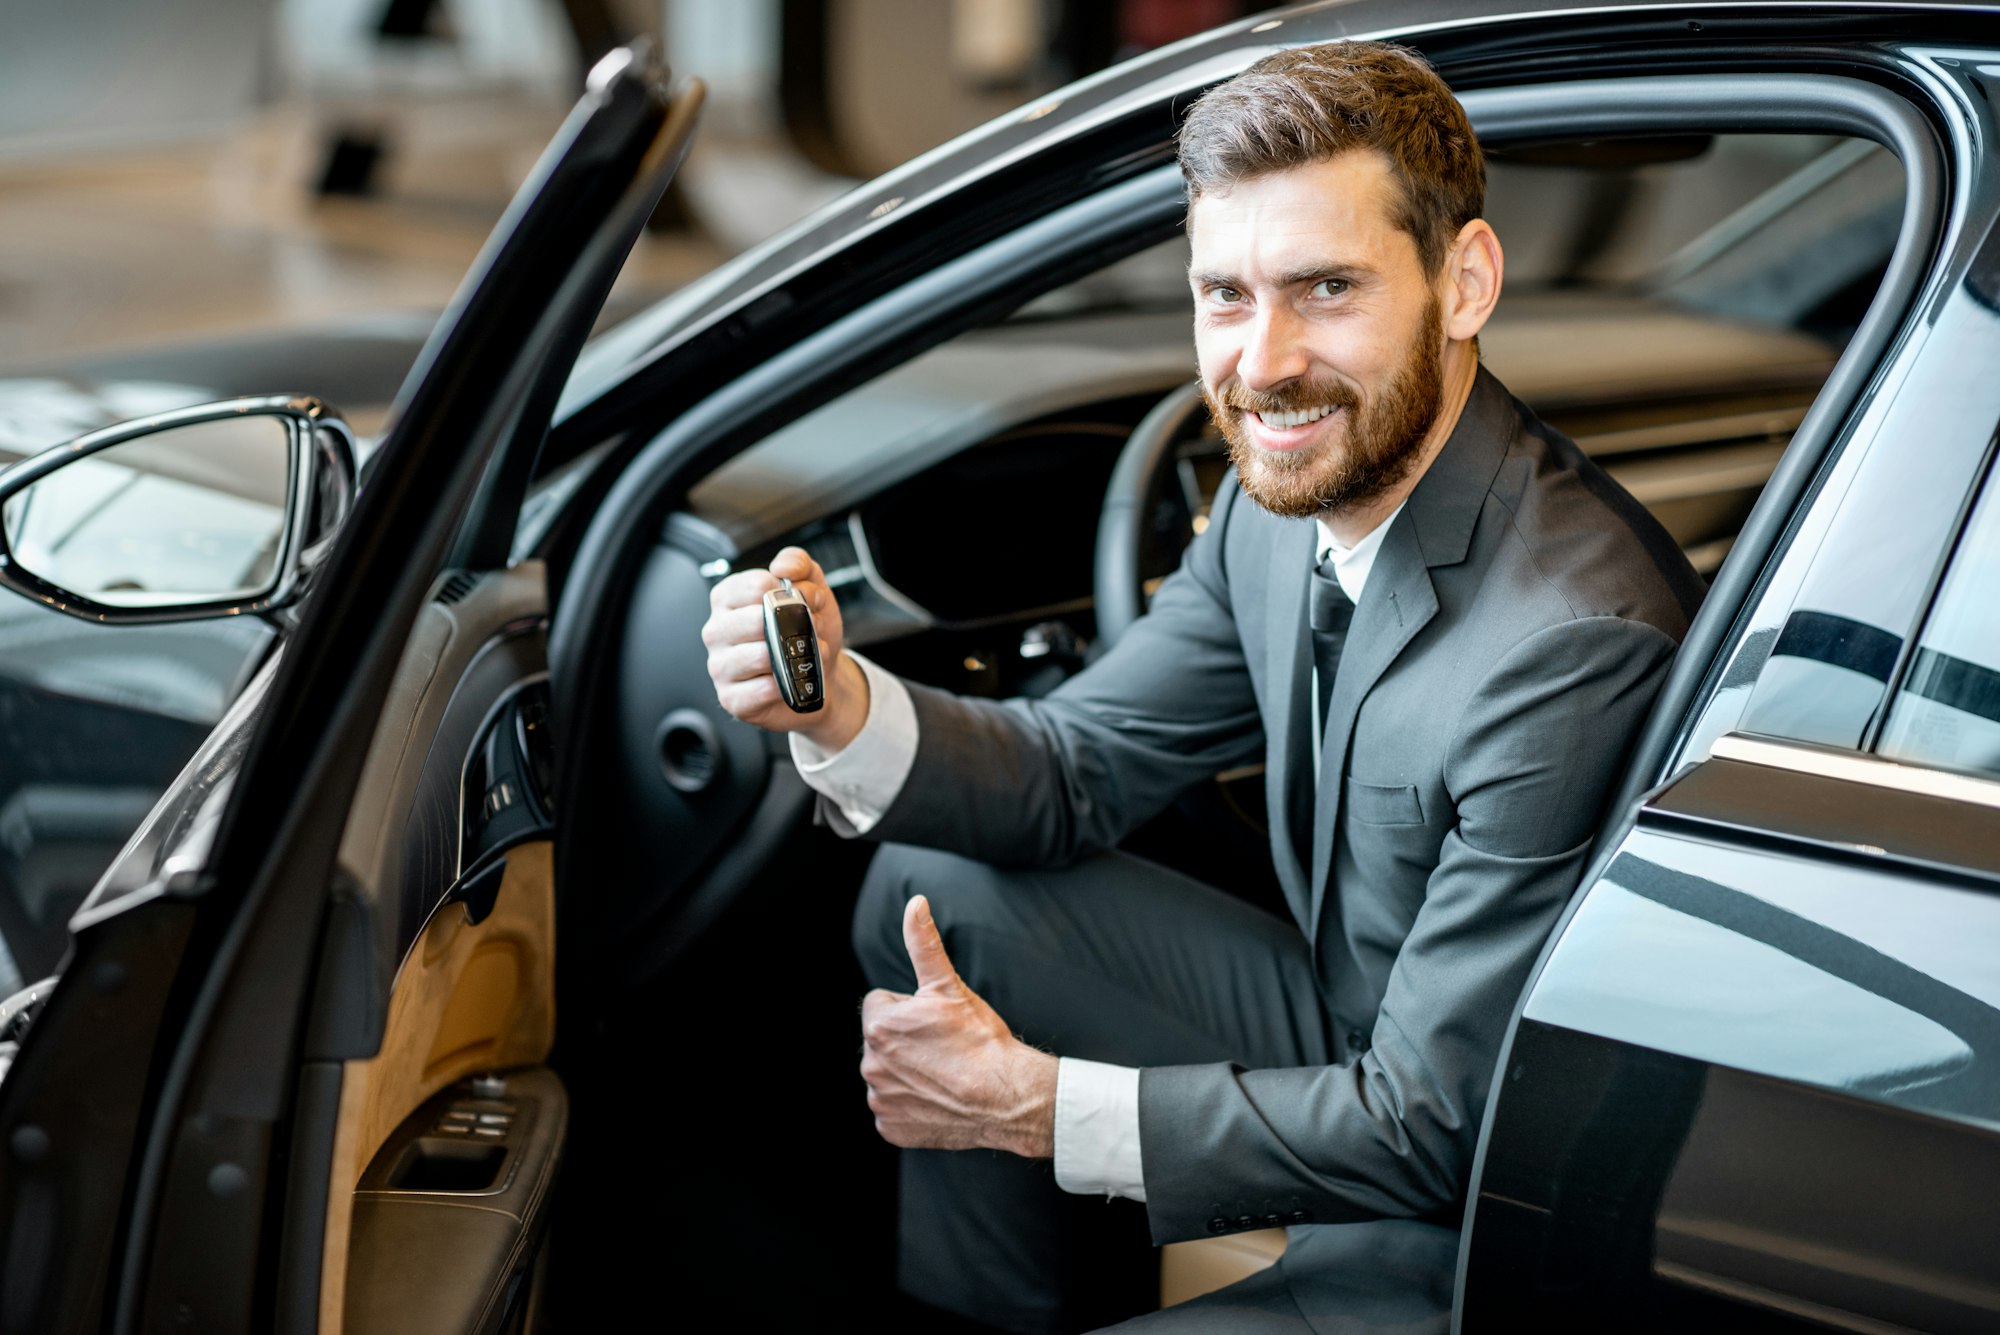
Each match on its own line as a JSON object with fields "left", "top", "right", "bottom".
{"left": 702, "top": 545, "right": 869, "bottom": 748}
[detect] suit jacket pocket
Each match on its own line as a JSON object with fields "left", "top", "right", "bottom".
{"left": 1344, "top": 777, "right": 1424, "bottom": 826}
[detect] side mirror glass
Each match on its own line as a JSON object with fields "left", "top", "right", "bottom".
{"left": 0, "top": 397, "right": 354, "bottom": 622}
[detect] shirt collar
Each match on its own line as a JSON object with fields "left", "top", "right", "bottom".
{"left": 1315, "top": 501, "right": 1405, "bottom": 604}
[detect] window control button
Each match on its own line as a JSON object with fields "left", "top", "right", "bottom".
{"left": 476, "top": 1113, "right": 511, "bottom": 1126}
{"left": 474, "top": 1127, "right": 506, "bottom": 1138}
{"left": 438, "top": 1123, "right": 472, "bottom": 1135}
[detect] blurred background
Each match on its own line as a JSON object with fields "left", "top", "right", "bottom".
{"left": 0, "top": 0, "right": 1252, "bottom": 438}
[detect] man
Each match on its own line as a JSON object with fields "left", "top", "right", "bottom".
{"left": 702, "top": 41, "right": 1701, "bottom": 1334}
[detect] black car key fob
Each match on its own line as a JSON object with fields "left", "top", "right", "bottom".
{"left": 762, "top": 577, "right": 825, "bottom": 713}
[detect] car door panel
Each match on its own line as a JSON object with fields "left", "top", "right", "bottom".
{"left": 301, "top": 564, "right": 556, "bottom": 1330}
{"left": 1464, "top": 744, "right": 2000, "bottom": 1331}
{"left": 341, "top": 991, "right": 563, "bottom": 1335}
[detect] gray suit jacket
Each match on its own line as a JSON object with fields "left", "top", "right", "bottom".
{"left": 851, "top": 367, "right": 1702, "bottom": 1245}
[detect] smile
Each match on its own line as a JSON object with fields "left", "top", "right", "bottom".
{"left": 1254, "top": 404, "right": 1338, "bottom": 431}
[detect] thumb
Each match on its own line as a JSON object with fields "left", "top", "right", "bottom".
{"left": 902, "top": 895, "right": 962, "bottom": 994}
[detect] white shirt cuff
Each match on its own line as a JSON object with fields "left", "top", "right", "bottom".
{"left": 1053, "top": 1057, "right": 1146, "bottom": 1202}
{"left": 788, "top": 651, "right": 918, "bottom": 835}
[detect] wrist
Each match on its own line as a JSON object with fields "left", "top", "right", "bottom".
{"left": 991, "top": 1044, "right": 1058, "bottom": 1159}
{"left": 799, "top": 651, "right": 869, "bottom": 752}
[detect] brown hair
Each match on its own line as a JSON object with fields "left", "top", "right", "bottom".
{"left": 1177, "top": 42, "right": 1484, "bottom": 275}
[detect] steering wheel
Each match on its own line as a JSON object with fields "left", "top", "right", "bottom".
{"left": 1093, "top": 380, "right": 1211, "bottom": 650}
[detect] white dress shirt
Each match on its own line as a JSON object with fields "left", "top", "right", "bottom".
{"left": 793, "top": 505, "right": 1403, "bottom": 1202}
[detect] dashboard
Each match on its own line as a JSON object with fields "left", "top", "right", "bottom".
{"left": 660, "top": 293, "right": 1833, "bottom": 710}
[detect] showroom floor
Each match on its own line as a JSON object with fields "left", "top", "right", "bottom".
{"left": 0, "top": 92, "right": 729, "bottom": 371}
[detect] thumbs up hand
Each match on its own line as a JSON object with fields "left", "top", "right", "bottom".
{"left": 859, "top": 895, "right": 1057, "bottom": 1158}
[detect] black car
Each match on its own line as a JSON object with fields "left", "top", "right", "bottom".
{"left": 0, "top": 4, "right": 1995, "bottom": 1331}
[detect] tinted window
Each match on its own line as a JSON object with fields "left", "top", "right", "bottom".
{"left": 1878, "top": 463, "right": 2000, "bottom": 775}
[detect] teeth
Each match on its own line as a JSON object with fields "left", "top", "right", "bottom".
{"left": 1256, "top": 404, "right": 1335, "bottom": 431}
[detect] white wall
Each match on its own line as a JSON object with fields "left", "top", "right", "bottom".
{"left": 0, "top": 0, "right": 272, "bottom": 155}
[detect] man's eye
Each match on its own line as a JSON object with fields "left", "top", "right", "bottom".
{"left": 1311, "top": 278, "right": 1349, "bottom": 298}
{"left": 1209, "top": 286, "right": 1243, "bottom": 304}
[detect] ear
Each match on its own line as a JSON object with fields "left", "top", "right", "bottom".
{"left": 1438, "top": 219, "right": 1503, "bottom": 343}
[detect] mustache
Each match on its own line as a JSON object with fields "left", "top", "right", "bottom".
{"left": 1213, "top": 379, "right": 1361, "bottom": 415}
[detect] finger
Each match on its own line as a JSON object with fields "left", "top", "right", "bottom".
{"left": 709, "top": 568, "right": 780, "bottom": 613}
{"left": 710, "top": 640, "right": 774, "bottom": 684}
{"left": 902, "top": 895, "right": 961, "bottom": 994}
{"left": 770, "top": 546, "right": 824, "bottom": 584}
{"left": 860, "top": 987, "right": 906, "bottom": 1040}
{"left": 701, "top": 603, "right": 769, "bottom": 651}
{"left": 716, "top": 675, "right": 782, "bottom": 720}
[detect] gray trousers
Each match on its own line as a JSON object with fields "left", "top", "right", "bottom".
{"left": 854, "top": 842, "right": 1347, "bottom": 1333}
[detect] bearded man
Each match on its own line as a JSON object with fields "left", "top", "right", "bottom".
{"left": 703, "top": 40, "right": 1701, "bottom": 1335}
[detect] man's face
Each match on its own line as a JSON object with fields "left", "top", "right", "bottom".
{"left": 1189, "top": 151, "right": 1448, "bottom": 520}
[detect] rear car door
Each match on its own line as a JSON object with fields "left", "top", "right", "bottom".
{"left": 1462, "top": 49, "right": 2000, "bottom": 1333}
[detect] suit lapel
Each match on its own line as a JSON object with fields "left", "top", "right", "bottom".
{"left": 1264, "top": 519, "right": 1317, "bottom": 930}
{"left": 1304, "top": 367, "right": 1518, "bottom": 946}
{"left": 1307, "top": 522, "right": 1437, "bottom": 943}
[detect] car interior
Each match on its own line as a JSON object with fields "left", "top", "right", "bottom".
{"left": 279, "top": 114, "right": 1920, "bottom": 1330}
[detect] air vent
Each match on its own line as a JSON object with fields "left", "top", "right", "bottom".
{"left": 435, "top": 571, "right": 480, "bottom": 605}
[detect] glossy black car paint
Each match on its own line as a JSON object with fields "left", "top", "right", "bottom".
{"left": 1468, "top": 781, "right": 2000, "bottom": 1330}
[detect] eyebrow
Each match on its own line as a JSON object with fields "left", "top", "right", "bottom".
{"left": 1188, "top": 261, "right": 1381, "bottom": 288}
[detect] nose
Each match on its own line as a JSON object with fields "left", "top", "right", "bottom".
{"left": 1234, "top": 302, "right": 1308, "bottom": 393}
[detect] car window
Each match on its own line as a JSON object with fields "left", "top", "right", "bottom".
{"left": 1002, "top": 134, "right": 1897, "bottom": 332}
{"left": 1876, "top": 463, "right": 2000, "bottom": 775}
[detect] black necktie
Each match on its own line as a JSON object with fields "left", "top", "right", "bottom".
{"left": 1310, "top": 556, "right": 1354, "bottom": 742}
{"left": 1292, "top": 555, "right": 1354, "bottom": 874}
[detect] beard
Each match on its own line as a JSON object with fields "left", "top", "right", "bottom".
{"left": 1205, "top": 296, "right": 1446, "bottom": 521}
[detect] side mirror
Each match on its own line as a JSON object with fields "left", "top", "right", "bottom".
{"left": 0, "top": 396, "right": 355, "bottom": 623}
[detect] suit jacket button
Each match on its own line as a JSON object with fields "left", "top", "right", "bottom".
{"left": 1288, "top": 1209, "right": 1313, "bottom": 1224}
{"left": 1262, "top": 1213, "right": 1283, "bottom": 1228}
{"left": 1235, "top": 1215, "right": 1256, "bottom": 1231}
{"left": 1207, "top": 1217, "right": 1230, "bottom": 1234}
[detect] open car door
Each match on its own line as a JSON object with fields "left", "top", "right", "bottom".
{"left": 0, "top": 45, "right": 700, "bottom": 1335}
